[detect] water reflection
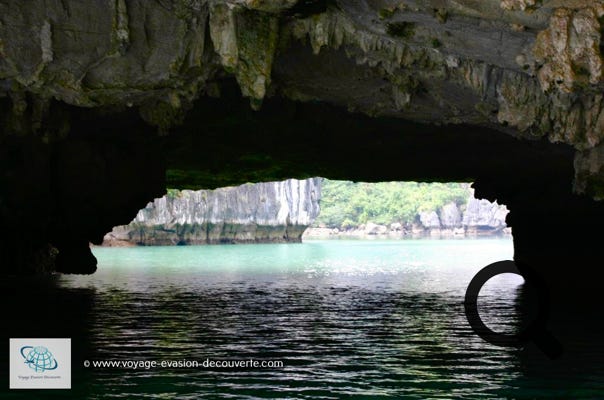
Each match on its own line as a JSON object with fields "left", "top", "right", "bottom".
{"left": 1, "top": 239, "right": 603, "bottom": 399}
{"left": 86, "top": 285, "right": 523, "bottom": 398}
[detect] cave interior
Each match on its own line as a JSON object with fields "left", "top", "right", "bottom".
{"left": 2, "top": 0, "right": 604, "bottom": 368}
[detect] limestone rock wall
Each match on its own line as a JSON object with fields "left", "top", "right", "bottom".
{"left": 401, "top": 193, "right": 509, "bottom": 234}
{"left": 103, "top": 178, "right": 321, "bottom": 245}
{"left": 3, "top": 1, "right": 604, "bottom": 196}
{"left": 419, "top": 195, "right": 508, "bottom": 234}
{"left": 396, "top": 193, "right": 508, "bottom": 233}
{"left": 462, "top": 198, "right": 508, "bottom": 231}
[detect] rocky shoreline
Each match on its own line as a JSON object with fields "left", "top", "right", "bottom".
{"left": 305, "top": 196, "right": 511, "bottom": 239}
{"left": 303, "top": 225, "right": 512, "bottom": 240}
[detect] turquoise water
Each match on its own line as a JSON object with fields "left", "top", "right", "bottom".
{"left": 86, "top": 239, "right": 515, "bottom": 293}
{"left": 2, "top": 239, "right": 604, "bottom": 398}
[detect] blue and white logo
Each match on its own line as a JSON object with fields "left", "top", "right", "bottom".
{"left": 10, "top": 338, "right": 71, "bottom": 389}
{"left": 20, "top": 345, "right": 59, "bottom": 372}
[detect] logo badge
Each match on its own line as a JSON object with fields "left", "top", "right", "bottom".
{"left": 20, "top": 346, "right": 59, "bottom": 372}
{"left": 9, "top": 338, "right": 71, "bottom": 389}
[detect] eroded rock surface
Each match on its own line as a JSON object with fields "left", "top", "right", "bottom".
{"left": 103, "top": 178, "right": 321, "bottom": 245}
{"left": 462, "top": 198, "right": 508, "bottom": 231}
{"left": 416, "top": 197, "right": 507, "bottom": 233}
{"left": 533, "top": 5, "right": 604, "bottom": 93}
{"left": 2, "top": 0, "right": 604, "bottom": 194}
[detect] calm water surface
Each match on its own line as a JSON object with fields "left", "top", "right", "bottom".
{"left": 2, "top": 239, "right": 603, "bottom": 399}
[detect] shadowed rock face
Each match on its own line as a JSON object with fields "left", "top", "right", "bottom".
{"left": 2, "top": 0, "right": 604, "bottom": 195}
{"left": 103, "top": 178, "right": 321, "bottom": 245}
{"left": 0, "top": 103, "right": 165, "bottom": 274}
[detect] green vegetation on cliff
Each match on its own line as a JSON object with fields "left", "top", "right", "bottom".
{"left": 314, "top": 180, "right": 472, "bottom": 229}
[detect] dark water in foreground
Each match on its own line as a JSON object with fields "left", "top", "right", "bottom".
{"left": 2, "top": 239, "right": 604, "bottom": 399}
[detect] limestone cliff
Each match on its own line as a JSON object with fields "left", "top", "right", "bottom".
{"left": 461, "top": 197, "right": 508, "bottom": 233}
{"left": 421, "top": 194, "right": 508, "bottom": 232}
{"left": 419, "top": 195, "right": 507, "bottom": 233}
{"left": 103, "top": 178, "right": 321, "bottom": 245}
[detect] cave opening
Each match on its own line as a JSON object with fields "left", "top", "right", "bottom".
{"left": 2, "top": 91, "right": 604, "bottom": 396}
{"left": 3, "top": 90, "right": 599, "bottom": 304}
{"left": 100, "top": 177, "right": 512, "bottom": 246}
{"left": 3, "top": 0, "right": 604, "bottom": 395}
{"left": 91, "top": 175, "right": 519, "bottom": 334}
{"left": 1, "top": 91, "right": 579, "bottom": 277}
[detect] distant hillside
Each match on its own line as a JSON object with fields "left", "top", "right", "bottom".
{"left": 309, "top": 180, "right": 508, "bottom": 237}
